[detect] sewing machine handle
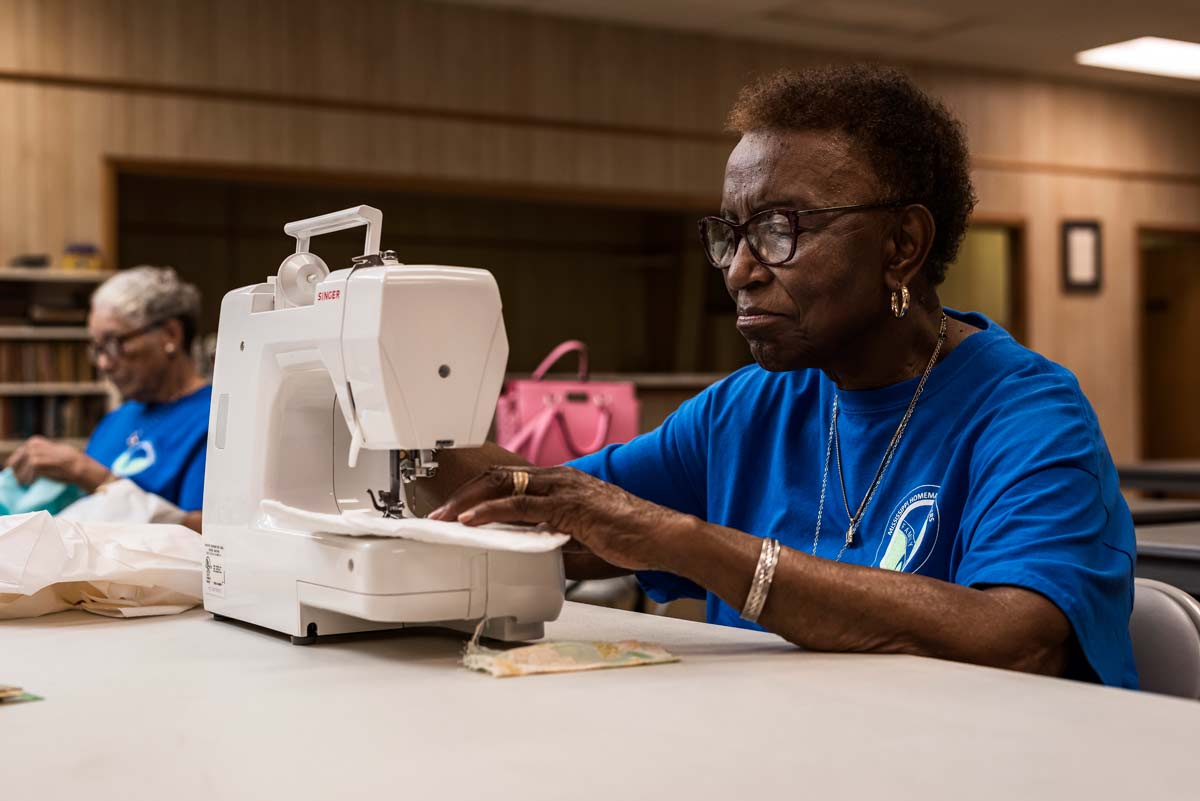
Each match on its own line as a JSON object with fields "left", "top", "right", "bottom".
{"left": 284, "top": 205, "right": 383, "bottom": 256}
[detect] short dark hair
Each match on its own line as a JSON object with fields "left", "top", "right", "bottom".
{"left": 727, "top": 64, "right": 977, "bottom": 285}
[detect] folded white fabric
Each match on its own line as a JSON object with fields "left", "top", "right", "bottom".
{"left": 0, "top": 511, "right": 202, "bottom": 620}
{"left": 57, "top": 479, "right": 187, "bottom": 525}
{"left": 259, "top": 500, "right": 569, "bottom": 554}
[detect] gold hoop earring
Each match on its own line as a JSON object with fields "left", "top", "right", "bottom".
{"left": 890, "top": 285, "right": 910, "bottom": 318}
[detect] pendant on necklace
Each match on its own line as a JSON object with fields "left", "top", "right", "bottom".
{"left": 845, "top": 524, "right": 855, "bottom": 546}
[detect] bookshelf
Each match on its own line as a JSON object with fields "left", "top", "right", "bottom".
{"left": 0, "top": 269, "right": 116, "bottom": 456}
{"left": 0, "top": 268, "right": 112, "bottom": 284}
{"left": 0, "top": 382, "right": 111, "bottom": 396}
{"left": 0, "top": 437, "right": 88, "bottom": 452}
{"left": 0, "top": 325, "right": 91, "bottom": 339}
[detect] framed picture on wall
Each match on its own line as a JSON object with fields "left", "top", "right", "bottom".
{"left": 1062, "top": 220, "right": 1102, "bottom": 292}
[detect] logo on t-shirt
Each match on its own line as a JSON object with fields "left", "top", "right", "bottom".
{"left": 875, "top": 484, "right": 940, "bottom": 573}
{"left": 111, "top": 439, "right": 157, "bottom": 478}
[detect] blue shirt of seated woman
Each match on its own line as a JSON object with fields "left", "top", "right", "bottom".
{"left": 86, "top": 385, "right": 211, "bottom": 511}
{"left": 570, "top": 311, "right": 1137, "bottom": 688}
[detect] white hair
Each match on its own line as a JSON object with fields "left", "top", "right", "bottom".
{"left": 91, "top": 266, "right": 202, "bottom": 343}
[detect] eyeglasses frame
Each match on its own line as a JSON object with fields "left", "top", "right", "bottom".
{"left": 697, "top": 200, "right": 914, "bottom": 269}
{"left": 87, "top": 319, "right": 167, "bottom": 364}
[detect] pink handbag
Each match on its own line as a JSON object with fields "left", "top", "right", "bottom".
{"left": 496, "top": 340, "right": 639, "bottom": 466}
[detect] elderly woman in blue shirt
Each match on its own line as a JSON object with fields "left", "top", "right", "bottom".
{"left": 426, "top": 65, "right": 1137, "bottom": 688}
{"left": 6, "top": 267, "right": 211, "bottom": 531}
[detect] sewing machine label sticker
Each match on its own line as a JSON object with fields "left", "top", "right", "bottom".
{"left": 204, "top": 544, "right": 226, "bottom": 598}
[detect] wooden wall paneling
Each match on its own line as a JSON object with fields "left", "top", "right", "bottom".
{"left": 102, "top": 157, "right": 120, "bottom": 270}
{"left": 2, "top": 0, "right": 1200, "bottom": 459}
{"left": 969, "top": 166, "right": 1166, "bottom": 461}
{"left": 4, "top": 0, "right": 1196, "bottom": 175}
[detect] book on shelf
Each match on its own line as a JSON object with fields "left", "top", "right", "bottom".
{"left": 0, "top": 341, "right": 96, "bottom": 383}
{"left": 0, "top": 297, "right": 28, "bottom": 323}
{"left": 0, "top": 395, "right": 104, "bottom": 440}
{"left": 29, "top": 304, "right": 89, "bottom": 324}
{"left": 60, "top": 244, "right": 103, "bottom": 272}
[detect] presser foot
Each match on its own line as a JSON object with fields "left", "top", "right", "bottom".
{"left": 366, "top": 488, "right": 405, "bottom": 519}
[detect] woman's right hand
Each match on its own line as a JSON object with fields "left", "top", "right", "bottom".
{"left": 5, "top": 436, "right": 112, "bottom": 491}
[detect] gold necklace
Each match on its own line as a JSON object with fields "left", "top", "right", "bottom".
{"left": 812, "top": 313, "right": 948, "bottom": 562}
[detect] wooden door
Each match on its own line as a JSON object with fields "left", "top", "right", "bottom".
{"left": 1142, "top": 234, "right": 1200, "bottom": 458}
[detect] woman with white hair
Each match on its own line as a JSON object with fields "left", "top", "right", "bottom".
{"left": 5, "top": 266, "right": 210, "bottom": 532}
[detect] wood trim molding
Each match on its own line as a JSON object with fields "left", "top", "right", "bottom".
{"left": 106, "top": 157, "right": 717, "bottom": 212}
{"left": 972, "top": 157, "right": 1200, "bottom": 188}
{"left": 0, "top": 69, "right": 731, "bottom": 146}
{"left": 968, "top": 214, "right": 1028, "bottom": 229}
{"left": 1135, "top": 224, "right": 1200, "bottom": 237}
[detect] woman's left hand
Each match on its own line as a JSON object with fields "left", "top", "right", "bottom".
{"left": 5, "top": 436, "right": 110, "bottom": 490}
{"left": 428, "top": 466, "right": 690, "bottom": 571}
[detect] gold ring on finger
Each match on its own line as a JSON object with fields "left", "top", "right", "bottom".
{"left": 511, "top": 470, "right": 530, "bottom": 497}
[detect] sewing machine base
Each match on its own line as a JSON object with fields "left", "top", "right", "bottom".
{"left": 209, "top": 612, "right": 546, "bottom": 646}
{"left": 201, "top": 524, "right": 564, "bottom": 643}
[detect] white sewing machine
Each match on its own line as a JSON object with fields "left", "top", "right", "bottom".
{"left": 201, "top": 205, "right": 564, "bottom": 643}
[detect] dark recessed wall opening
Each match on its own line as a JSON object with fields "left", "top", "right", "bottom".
{"left": 1141, "top": 229, "right": 1200, "bottom": 459}
{"left": 116, "top": 172, "right": 748, "bottom": 375}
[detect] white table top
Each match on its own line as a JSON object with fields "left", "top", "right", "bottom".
{"left": 1137, "top": 522, "right": 1200, "bottom": 560}
{"left": 1118, "top": 460, "right": 1200, "bottom": 492}
{"left": 4, "top": 603, "right": 1199, "bottom": 800}
{"left": 1127, "top": 496, "right": 1200, "bottom": 525}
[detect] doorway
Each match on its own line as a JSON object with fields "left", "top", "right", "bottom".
{"left": 938, "top": 222, "right": 1025, "bottom": 340}
{"left": 1141, "top": 229, "right": 1200, "bottom": 458}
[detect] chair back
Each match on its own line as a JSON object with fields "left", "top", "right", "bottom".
{"left": 1130, "top": 578, "right": 1200, "bottom": 698}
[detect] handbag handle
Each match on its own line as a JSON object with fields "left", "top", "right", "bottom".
{"left": 531, "top": 340, "right": 589, "bottom": 382}
{"left": 553, "top": 402, "right": 612, "bottom": 458}
{"left": 501, "top": 398, "right": 613, "bottom": 462}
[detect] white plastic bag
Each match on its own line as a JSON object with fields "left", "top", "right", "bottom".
{"left": 57, "top": 479, "right": 187, "bottom": 525}
{"left": 0, "top": 511, "right": 202, "bottom": 620}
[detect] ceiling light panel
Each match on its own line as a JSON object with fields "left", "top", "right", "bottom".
{"left": 1076, "top": 37, "right": 1200, "bottom": 81}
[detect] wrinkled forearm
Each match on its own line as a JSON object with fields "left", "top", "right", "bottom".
{"left": 563, "top": 545, "right": 631, "bottom": 580}
{"left": 655, "top": 518, "right": 1070, "bottom": 675}
{"left": 74, "top": 454, "right": 113, "bottom": 493}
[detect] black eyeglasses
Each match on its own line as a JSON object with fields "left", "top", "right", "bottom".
{"left": 698, "top": 200, "right": 911, "bottom": 269}
{"left": 87, "top": 320, "right": 165, "bottom": 364}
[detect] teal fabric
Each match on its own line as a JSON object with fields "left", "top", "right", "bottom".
{"left": 0, "top": 468, "right": 86, "bottom": 515}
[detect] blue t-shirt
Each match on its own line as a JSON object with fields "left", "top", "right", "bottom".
{"left": 86, "top": 385, "right": 212, "bottom": 511}
{"left": 569, "top": 311, "right": 1137, "bottom": 688}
